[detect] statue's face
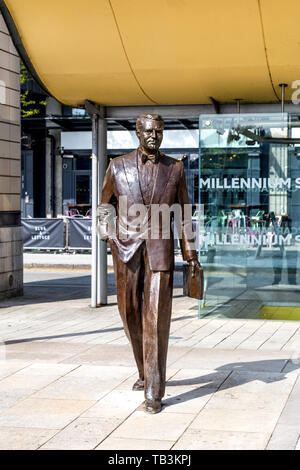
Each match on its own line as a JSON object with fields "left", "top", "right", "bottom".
{"left": 137, "top": 119, "right": 164, "bottom": 152}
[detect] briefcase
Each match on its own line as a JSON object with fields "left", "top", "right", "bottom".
{"left": 183, "top": 263, "right": 204, "bottom": 300}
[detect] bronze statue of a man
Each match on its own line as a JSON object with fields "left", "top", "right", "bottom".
{"left": 100, "top": 113, "right": 200, "bottom": 413}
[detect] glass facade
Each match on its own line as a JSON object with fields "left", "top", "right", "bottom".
{"left": 198, "top": 113, "right": 300, "bottom": 321}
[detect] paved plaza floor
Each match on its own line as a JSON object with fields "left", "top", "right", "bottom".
{"left": 0, "top": 268, "right": 299, "bottom": 450}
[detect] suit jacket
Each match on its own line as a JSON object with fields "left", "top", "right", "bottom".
{"left": 100, "top": 149, "right": 197, "bottom": 271}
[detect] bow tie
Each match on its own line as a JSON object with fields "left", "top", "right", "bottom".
{"left": 141, "top": 152, "right": 158, "bottom": 164}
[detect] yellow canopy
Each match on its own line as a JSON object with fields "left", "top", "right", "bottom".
{"left": 3, "top": 0, "right": 299, "bottom": 106}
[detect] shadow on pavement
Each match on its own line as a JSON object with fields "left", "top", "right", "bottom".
{"left": 164, "top": 359, "right": 300, "bottom": 409}
{"left": 3, "top": 326, "right": 124, "bottom": 345}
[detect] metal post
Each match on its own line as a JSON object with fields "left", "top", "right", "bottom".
{"left": 235, "top": 98, "right": 242, "bottom": 114}
{"left": 85, "top": 100, "right": 108, "bottom": 308}
{"left": 279, "top": 83, "right": 288, "bottom": 114}
{"left": 91, "top": 112, "right": 98, "bottom": 308}
{"left": 97, "top": 108, "right": 107, "bottom": 305}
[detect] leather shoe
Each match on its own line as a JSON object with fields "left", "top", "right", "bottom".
{"left": 144, "top": 399, "right": 162, "bottom": 414}
{"left": 132, "top": 378, "right": 144, "bottom": 391}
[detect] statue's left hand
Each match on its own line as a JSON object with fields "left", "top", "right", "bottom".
{"left": 189, "top": 258, "right": 201, "bottom": 278}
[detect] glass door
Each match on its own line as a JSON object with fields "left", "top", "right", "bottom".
{"left": 198, "top": 113, "right": 300, "bottom": 321}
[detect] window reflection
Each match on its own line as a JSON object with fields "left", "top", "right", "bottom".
{"left": 198, "top": 113, "right": 300, "bottom": 321}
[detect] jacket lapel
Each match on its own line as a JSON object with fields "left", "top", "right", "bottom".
{"left": 150, "top": 153, "right": 175, "bottom": 205}
{"left": 122, "top": 150, "right": 144, "bottom": 205}
{"left": 121, "top": 151, "right": 175, "bottom": 206}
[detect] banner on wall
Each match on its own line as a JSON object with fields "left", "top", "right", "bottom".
{"left": 68, "top": 218, "right": 92, "bottom": 249}
{"left": 22, "top": 218, "right": 65, "bottom": 248}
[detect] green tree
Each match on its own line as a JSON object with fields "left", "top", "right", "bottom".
{"left": 20, "top": 61, "right": 47, "bottom": 118}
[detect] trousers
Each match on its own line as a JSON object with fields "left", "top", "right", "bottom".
{"left": 110, "top": 241, "right": 173, "bottom": 401}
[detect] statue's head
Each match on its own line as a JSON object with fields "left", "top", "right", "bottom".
{"left": 136, "top": 113, "right": 164, "bottom": 152}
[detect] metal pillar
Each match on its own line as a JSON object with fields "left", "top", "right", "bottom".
{"left": 279, "top": 83, "right": 288, "bottom": 114}
{"left": 97, "top": 110, "right": 107, "bottom": 305}
{"left": 234, "top": 98, "right": 242, "bottom": 114}
{"left": 91, "top": 112, "right": 98, "bottom": 307}
{"left": 85, "top": 101, "right": 107, "bottom": 307}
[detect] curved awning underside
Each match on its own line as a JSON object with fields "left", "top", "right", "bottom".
{"left": 2, "top": 0, "right": 299, "bottom": 107}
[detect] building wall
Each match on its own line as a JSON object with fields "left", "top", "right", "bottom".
{"left": 0, "top": 12, "right": 23, "bottom": 299}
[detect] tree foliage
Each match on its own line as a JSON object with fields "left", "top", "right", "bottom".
{"left": 20, "top": 61, "right": 47, "bottom": 118}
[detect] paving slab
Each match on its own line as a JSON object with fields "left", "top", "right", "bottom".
{"left": 0, "top": 361, "right": 30, "bottom": 380}
{"left": 190, "top": 407, "right": 280, "bottom": 433}
{"left": 4, "top": 351, "right": 85, "bottom": 363}
{"left": 204, "top": 388, "right": 288, "bottom": 413}
{"left": 173, "top": 429, "right": 270, "bottom": 450}
{"left": 0, "top": 390, "right": 36, "bottom": 415}
{"left": 167, "top": 368, "right": 231, "bottom": 389}
{"left": 33, "top": 376, "right": 122, "bottom": 401}
{"left": 170, "top": 348, "right": 290, "bottom": 372}
{"left": 14, "top": 362, "right": 80, "bottom": 377}
{"left": 281, "top": 331, "right": 300, "bottom": 352}
{"left": 59, "top": 344, "right": 139, "bottom": 367}
{"left": 0, "top": 373, "right": 70, "bottom": 396}
{"left": 81, "top": 389, "right": 145, "bottom": 419}
{"left": 267, "top": 423, "right": 300, "bottom": 450}
{"left": 111, "top": 410, "right": 195, "bottom": 441}
{"left": 163, "top": 386, "right": 216, "bottom": 414}
{"left": 33, "top": 365, "right": 136, "bottom": 401}
{"left": 214, "top": 321, "right": 264, "bottom": 349}
{"left": 0, "top": 398, "right": 95, "bottom": 429}
{"left": 266, "top": 374, "right": 300, "bottom": 450}
{"left": 0, "top": 426, "right": 57, "bottom": 450}
{"left": 219, "top": 370, "right": 297, "bottom": 395}
{"left": 97, "top": 437, "right": 173, "bottom": 450}
{"left": 260, "top": 324, "right": 300, "bottom": 351}
{"left": 39, "top": 416, "right": 123, "bottom": 450}
{"left": 237, "top": 322, "right": 284, "bottom": 350}
{"left": 196, "top": 320, "right": 247, "bottom": 348}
